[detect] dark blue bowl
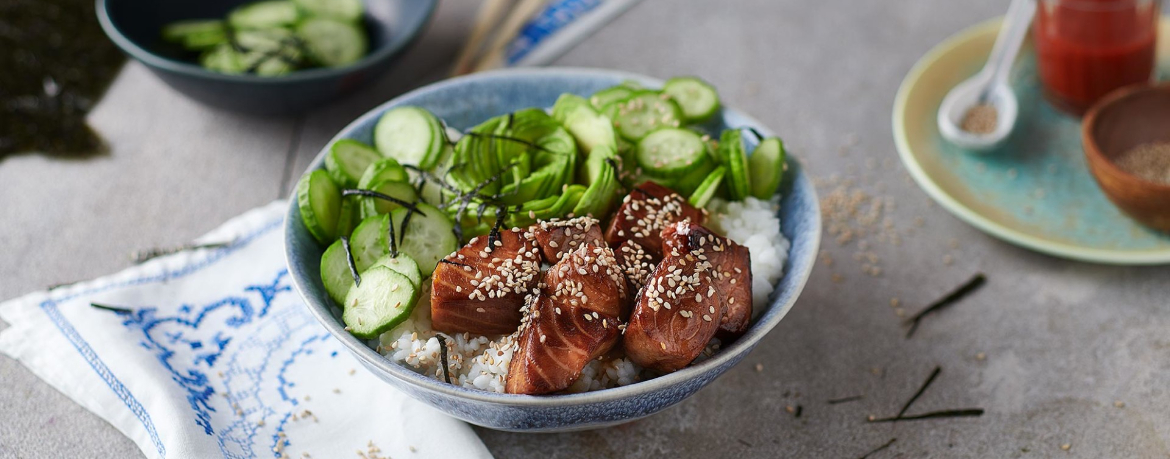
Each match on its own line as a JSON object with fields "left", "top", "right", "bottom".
{"left": 96, "top": 0, "right": 436, "bottom": 115}
{"left": 284, "top": 68, "right": 822, "bottom": 431}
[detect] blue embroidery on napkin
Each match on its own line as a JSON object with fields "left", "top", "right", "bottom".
{"left": 37, "top": 215, "right": 284, "bottom": 458}
{"left": 116, "top": 270, "right": 292, "bottom": 436}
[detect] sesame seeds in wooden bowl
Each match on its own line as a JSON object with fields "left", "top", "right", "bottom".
{"left": 1082, "top": 82, "right": 1170, "bottom": 232}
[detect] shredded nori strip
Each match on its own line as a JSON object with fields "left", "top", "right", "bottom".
{"left": 340, "top": 236, "right": 361, "bottom": 288}
{"left": 794, "top": 405, "right": 803, "bottom": 418}
{"left": 827, "top": 395, "right": 863, "bottom": 405}
{"left": 904, "top": 273, "right": 986, "bottom": 338}
{"left": 486, "top": 206, "right": 508, "bottom": 251}
{"left": 90, "top": 303, "right": 132, "bottom": 314}
{"left": 386, "top": 212, "right": 399, "bottom": 258}
{"left": 131, "top": 241, "right": 231, "bottom": 263}
{"left": 897, "top": 366, "right": 941, "bottom": 418}
{"left": 867, "top": 409, "right": 984, "bottom": 423}
{"left": 858, "top": 438, "right": 896, "bottom": 459}
{"left": 341, "top": 189, "right": 426, "bottom": 215}
{"left": 1, "top": 0, "right": 125, "bottom": 157}
{"left": 436, "top": 334, "right": 452, "bottom": 384}
{"left": 476, "top": 202, "right": 490, "bottom": 223}
{"left": 438, "top": 259, "right": 471, "bottom": 268}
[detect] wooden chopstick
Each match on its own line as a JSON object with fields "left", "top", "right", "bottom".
{"left": 470, "top": 0, "right": 549, "bottom": 73}
{"left": 450, "top": 0, "right": 514, "bottom": 76}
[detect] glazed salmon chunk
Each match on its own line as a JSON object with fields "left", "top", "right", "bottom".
{"left": 506, "top": 243, "right": 627, "bottom": 394}
{"left": 430, "top": 229, "right": 542, "bottom": 335}
{"left": 624, "top": 221, "right": 752, "bottom": 372}
{"left": 529, "top": 216, "right": 605, "bottom": 263}
{"left": 604, "top": 181, "right": 705, "bottom": 261}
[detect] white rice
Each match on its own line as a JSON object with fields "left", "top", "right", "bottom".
{"left": 374, "top": 196, "right": 790, "bottom": 392}
{"left": 707, "top": 196, "right": 791, "bottom": 316}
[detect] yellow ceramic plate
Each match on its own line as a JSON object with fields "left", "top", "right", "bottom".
{"left": 893, "top": 17, "right": 1170, "bottom": 264}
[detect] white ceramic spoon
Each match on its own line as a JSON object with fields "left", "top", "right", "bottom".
{"left": 938, "top": 0, "right": 1036, "bottom": 152}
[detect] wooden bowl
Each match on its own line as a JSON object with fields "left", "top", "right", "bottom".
{"left": 1082, "top": 83, "right": 1170, "bottom": 232}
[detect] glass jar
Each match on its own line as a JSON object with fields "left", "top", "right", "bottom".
{"left": 1033, "top": 0, "right": 1161, "bottom": 115}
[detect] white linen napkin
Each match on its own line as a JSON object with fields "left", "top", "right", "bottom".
{"left": 0, "top": 201, "right": 492, "bottom": 459}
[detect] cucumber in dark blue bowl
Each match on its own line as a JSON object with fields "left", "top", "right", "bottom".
{"left": 96, "top": 0, "right": 436, "bottom": 114}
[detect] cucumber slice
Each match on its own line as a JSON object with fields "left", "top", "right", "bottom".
{"left": 200, "top": 44, "right": 247, "bottom": 74}
{"left": 350, "top": 215, "right": 389, "bottom": 272}
{"left": 336, "top": 195, "right": 358, "bottom": 238}
{"left": 359, "top": 180, "right": 419, "bottom": 219}
{"left": 749, "top": 137, "right": 787, "bottom": 199}
{"left": 326, "top": 139, "right": 382, "bottom": 188}
{"left": 718, "top": 129, "right": 751, "bottom": 201}
{"left": 635, "top": 128, "right": 710, "bottom": 177}
{"left": 320, "top": 239, "right": 355, "bottom": 306}
{"left": 552, "top": 93, "right": 617, "bottom": 157}
{"left": 228, "top": 1, "right": 299, "bottom": 30}
{"left": 606, "top": 91, "right": 684, "bottom": 141}
{"left": 342, "top": 267, "right": 418, "bottom": 339}
{"left": 293, "top": 0, "right": 364, "bottom": 22}
{"left": 162, "top": 20, "right": 227, "bottom": 50}
{"left": 663, "top": 77, "right": 720, "bottom": 123}
{"left": 296, "top": 17, "right": 367, "bottom": 67}
{"left": 357, "top": 157, "right": 409, "bottom": 189}
{"left": 296, "top": 169, "right": 342, "bottom": 244}
{"left": 374, "top": 106, "right": 445, "bottom": 169}
{"left": 371, "top": 254, "right": 423, "bottom": 290}
{"left": 390, "top": 203, "right": 457, "bottom": 276}
{"left": 233, "top": 28, "right": 304, "bottom": 75}
{"left": 689, "top": 166, "right": 727, "bottom": 208}
{"left": 589, "top": 86, "right": 634, "bottom": 109}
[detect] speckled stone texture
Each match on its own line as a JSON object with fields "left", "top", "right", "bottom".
{"left": 3, "top": 0, "right": 1169, "bottom": 458}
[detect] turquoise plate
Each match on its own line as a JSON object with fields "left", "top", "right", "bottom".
{"left": 894, "top": 18, "right": 1170, "bottom": 264}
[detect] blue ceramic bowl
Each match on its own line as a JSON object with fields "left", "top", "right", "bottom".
{"left": 284, "top": 68, "right": 822, "bottom": 432}
{"left": 96, "top": 0, "right": 435, "bottom": 115}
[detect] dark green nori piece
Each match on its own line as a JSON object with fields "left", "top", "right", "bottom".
{"left": 857, "top": 438, "right": 896, "bottom": 459}
{"left": 341, "top": 188, "right": 426, "bottom": 215}
{"left": 340, "top": 236, "right": 360, "bottom": 287}
{"left": 90, "top": 302, "right": 133, "bottom": 314}
{"left": 1, "top": 0, "right": 125, "bottom": 157}
{"left": 897, "top": 366, "right": 940, "bottom": 418}
{"left": 904, "top": 273, "right": 986, "bottom": 338}
{"left": 866, "top": 409, "right": 984, "bottom": 423}
{"left": 436, "top": 334, "right": 452, "bottom": 384}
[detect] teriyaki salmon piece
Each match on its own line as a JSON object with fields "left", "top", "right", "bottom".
{"left": 528, "top": 216, "right": 605, "bottom": 263}
{"left": 613, "top": 240, "right": 656, "bottom": 291}
{"left": 623, "top": 221, "right": 752, "bottom": 372}
{"left": 506, "top": 243, "right": 627, "bottom": 394}
{"left": 430, "top": 228, "right": 542, "bottom": 335}
{"left": 604, "top": 181, "right": 705, "bottom": 261}
{"left": 661, "top": 222, "right": 753, "bottom": 339}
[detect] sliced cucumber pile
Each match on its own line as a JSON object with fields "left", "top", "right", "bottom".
{"left": 297, "top": 75, "right": 791, "bottom": 342}
{"left": 749, "top": 137, "right": 787, "bottom": 199}
{"left": 326, "top": 139, "right": 381, "bottom": 187}
{"left": 374, "top": 106, "right": 447, "bottom": 169}
{"left": 390, "top": 203, "right": 458, "bottom": 277}
{"left": 342, "top": 266, "right": 418, "bottom": 339}
{"left": 161, "top": 0, "right": 371, "bottom": 76}
{"left": 296, "top": 169, "right": 341, "bottom": 244}
{"left": 662, "top": 77, "right": 720, "bottom": 123}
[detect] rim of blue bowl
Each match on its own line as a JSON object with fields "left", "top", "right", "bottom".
{"left": 285, "top": 67, "right": 822, "bottom": 407}
{"left": 95, "top": 0, "right": 437, "bottom": 83}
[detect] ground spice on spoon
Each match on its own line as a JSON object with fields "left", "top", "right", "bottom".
{"left": 960, "top": 104, "right": 998, "bottom": 134}
{"left": 1114, "top": 142, "right": 1170, "bottom": 185}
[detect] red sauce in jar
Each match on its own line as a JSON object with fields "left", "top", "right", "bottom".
{"left": 1033, "top": 0, "right": 1160, "bottom": 115}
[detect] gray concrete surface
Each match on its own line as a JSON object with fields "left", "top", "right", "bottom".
{"left": 3, "top": 0, "right": 1169, "bottom": 457}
